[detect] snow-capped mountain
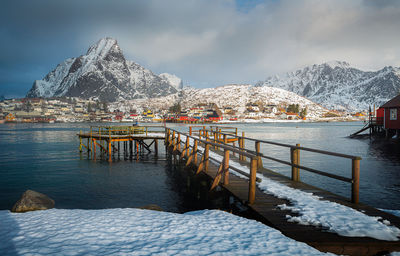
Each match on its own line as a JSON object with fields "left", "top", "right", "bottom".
{"left": 256, "top": 61, "right": 400, "bottom": 111}
{"left": 110, "top": 84, "right": 329, "bottom": 118}
{"left": 159, "top": 73, "right": 183, "bottom": 90}
{"left": 26, "top": 38, "right": 179, "bottom": 102}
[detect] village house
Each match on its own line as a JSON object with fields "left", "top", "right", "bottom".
{"left": 380, "top": 95, "right": 400, "bottom": 136}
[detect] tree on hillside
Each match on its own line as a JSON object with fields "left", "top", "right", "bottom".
{"left": 286, "top": 104, "right": 300, "bottom": 113}
{"left": 300, "top": 107, "right": 307, "bottom": 118}
{"left": 87, "top": 102, "right": 92, "bottom": 113}
{"left": 169, "top": 102, "right": 181, "bottom": 113}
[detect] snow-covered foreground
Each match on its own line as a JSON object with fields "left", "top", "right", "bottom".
{"left": 179, "top": 134, "right": 400, "bottom": 241}
{"left": 0, "top": 208, "right": 333, "bottom": 256}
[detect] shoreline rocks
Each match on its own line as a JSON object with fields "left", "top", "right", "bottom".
{"left": 11, "top": 190, "right": 55, "bottom": 213}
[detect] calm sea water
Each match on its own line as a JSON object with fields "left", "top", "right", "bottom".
{"left": 1, "top": 122, "right": 399, "bottom": 211}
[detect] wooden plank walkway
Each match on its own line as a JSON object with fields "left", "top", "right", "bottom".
{"left": 173, "top": 145, "right": 400, "bottom": 255}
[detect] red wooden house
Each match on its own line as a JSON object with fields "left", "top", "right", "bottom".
{"left": 381, "top": 95, "right": 400, "bottom": 130}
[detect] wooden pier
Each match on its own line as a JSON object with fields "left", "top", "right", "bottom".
{"left": 77, "top": 124, "right": 400, "bottom": 255}
{"left": 164, "top": 126, "right": 400, "bottom": 255}
{"left": 78, "top": 125, "right": 165, "bottom": 161}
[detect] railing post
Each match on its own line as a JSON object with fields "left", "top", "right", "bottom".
{"left": 172, "top": 131, "right": 175, "bottom": 149}
{"left": 186, "top": 137, "right": 190, "bottom": 158}
{"left": 189, "top": 126, "right": 192, "bottom": 136}
{"left": 177, "top": 133, "right": 181, "bottom": 151}
{"left": 242, "top": 132, "right": 246, "bottom": 161}
{"left": 214, "top": 132, "right": 218, "bottom": 150}
{"left": 223, "top": 134, "right": 227, "bottom": 144}
{"left": 249, "top": 158, "right": 257, "bottom": 204}
{"left": 223, "top": 149, "right": 230, "bottom": 185}
{"left": 352, "top": 158, "right": 360, "bottom": 204}
{"left": 205, "top": 144, "right": 210, "bottom": 171}
{"left": 193, "top": 139, "right": 198, "bottom": 165}
{"left": 165, "top": 128, "right": 170, "bottom": 145}
{"left": 255, "top": 141, "right": 262, "bottom": 168}
{"left": 291, "top": 144, "right": 300, "bottom": 181}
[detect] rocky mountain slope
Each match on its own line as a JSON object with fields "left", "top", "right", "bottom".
{"left": 110, "top": 84, "right": 329, "bottom": 118}
{"left": 256, "top": 61, "right": 400, "bottom": 111}
{"left": 26, "top": 38, "right": 179, "bottom": 102}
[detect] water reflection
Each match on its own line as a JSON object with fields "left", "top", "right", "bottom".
{"left": 2, "top": 122, "right": 400, "bottom": 211}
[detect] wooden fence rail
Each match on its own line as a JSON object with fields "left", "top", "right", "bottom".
{"left": 187, "top": 127, "right": 362, "bottom": 204}
{"left": 166, "top": 127, "right": 259, "bottom": 204}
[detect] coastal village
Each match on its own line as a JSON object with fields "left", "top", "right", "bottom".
{"left": 0, "top": 96, "right": 368, "bottom": 123}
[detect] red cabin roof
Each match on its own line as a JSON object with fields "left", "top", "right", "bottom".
{"left": 381, "top": 95, "right": 400, "bottom": 108}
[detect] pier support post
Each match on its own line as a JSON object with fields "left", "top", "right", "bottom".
{"left": 352, "top": 158, "right": 360, "bottom": 204}
{"left": 93, "top": 139, "right": 96, "bottom": 160}
{"left": 239, "top": 132, "right": 246, "bottom": 161}
{"left": 193, "top": 140, "right": 198, "bottom": 165}
{"left": 214, "top": 132, "right": 218, "bottom": 150}
{"left": 204, "top": 144, "right": 210, "bottom": 171}
{"left": 189, "top": 127, "right": 192, "bottom": 136}
{"left": 291, "top": 144, "right": 300, "bottom": 181}
{"left": 186, "top": 137, "right": 190, "bottom": 158}
{"left": 154, "top": 139, "right": 158, "bottom": 156}
{"left": 108, "top": 140, "right": 112, "bottom": 162}
{"left": 255, "top": 141, "right": 262, "bottom": 168}
{"left": 223, "top": 149, "right": 229, "bottom": 185}
{"left": 249, "top": 158, "right": 257, "bottom": 204}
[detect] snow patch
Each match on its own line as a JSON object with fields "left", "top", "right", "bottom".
{"left": 0, "top": 209, "right": 333, "bottom": 255}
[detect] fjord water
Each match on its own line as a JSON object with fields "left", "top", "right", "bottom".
{"left": 0, "top": 122, "right": 399, "bottom": 211}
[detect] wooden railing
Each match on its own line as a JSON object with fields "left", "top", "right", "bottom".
{"left": 165, "top": 127, "right": 260, "bottom": 204}
{"left": 188, "top": 127, "right": 362, "bottom": 204}
{"left": 89, "top": 125, "right": 165, "bottom": 137}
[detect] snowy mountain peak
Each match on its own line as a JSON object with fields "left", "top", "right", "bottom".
{"left": 27, "top": 38, "right": 180, "bottom": 101}
{"left": 256, "top": 61, "right": 400, "bottom": 111}
{"left": 159, "top": 73, "right": 183, "bottom": 90}
{"left": 86, "top": 37, "right": 119, "bottom": 60}
{"left": 323, "top": 60, "right": 350, "bottom": 69}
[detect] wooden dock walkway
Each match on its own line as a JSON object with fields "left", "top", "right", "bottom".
{"left": 77, "top": 125, "right": 165, "bottom": 161}
{"left": 165, "top": 126, "right": 400, "bottom": 255}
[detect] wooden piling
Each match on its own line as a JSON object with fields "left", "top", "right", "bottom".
{"left": 193, "top": 140, "right": 198, "bottom": 165}
{"left": 204, "top": 144, "right": 210, "bottom": 171}
{"left": 223, "top": 149, "right": 229, "bottom": 185}
{"left": 249, "top": 158, "right": 257, "bottom": 204}
{"left": 255, "top": 141, "right": 262, "bottom": 168}
{"left": 291, "top": 144, "right": 300, "bottom": 181}
{"left": 352, "top": 158, "right": 360, "bottom": 204}
{"left": 154, "top": 139, "right": 158, "bottom": 156}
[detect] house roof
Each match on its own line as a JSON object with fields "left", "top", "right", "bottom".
{"left": 381, "top": 95, "right": 400, "bottom": 108}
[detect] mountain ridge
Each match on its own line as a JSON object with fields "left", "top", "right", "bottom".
{"left": 256, "top": 61, "right": 400, "bottom": 111}
{"left": 27, "top": 38, "right": 179, "bottom": 102}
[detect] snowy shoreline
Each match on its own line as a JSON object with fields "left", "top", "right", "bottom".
{"left": 0, "top": 208, "right": 334, "bottom": 256}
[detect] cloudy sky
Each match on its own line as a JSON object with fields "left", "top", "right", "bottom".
{"left": 1, "top": 0, "right": 400, "bottom": 97}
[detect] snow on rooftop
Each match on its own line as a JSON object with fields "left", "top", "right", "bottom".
{"left": 179, "top": 134, "right": 400, "bottom": 241}
{"left": 0, "top": 208, "right": 333, "bottom": 256}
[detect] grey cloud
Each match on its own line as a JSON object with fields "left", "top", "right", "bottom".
{"left": 1, "top": 0, "right": 400, "bottom": 97}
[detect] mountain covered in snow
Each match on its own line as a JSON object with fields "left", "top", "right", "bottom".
{"left": 26, "top": 38, "right": 180, "bottom": 102}
{"left": 110, "top": 84, "right": 329, "bottom": 118}
{"left": 256, "top": 61, "right": 400, "bottom": 111}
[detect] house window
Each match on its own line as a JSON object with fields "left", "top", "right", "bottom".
{"left": 390, "top": 108, "right": 397, "bottom": 120}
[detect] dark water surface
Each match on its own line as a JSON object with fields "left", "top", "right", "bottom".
{"left": 1, "top": 122, "right": 400, "bottom": 211}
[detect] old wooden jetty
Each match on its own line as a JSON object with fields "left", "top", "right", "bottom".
{"left": 78, "top": 125, "right": 165, "bottom": 161}
{"left": 164, "top": 126, "right": 400, "bottom": 255}
{"left": 77, "top": 125, "right": 400, "bottom": 255}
